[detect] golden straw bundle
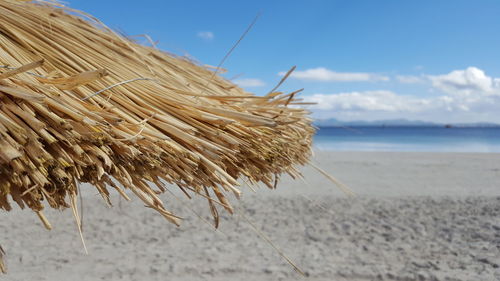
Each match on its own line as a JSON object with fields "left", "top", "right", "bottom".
{"left": 0, "top": 0, "right": 313, "bottom": 233}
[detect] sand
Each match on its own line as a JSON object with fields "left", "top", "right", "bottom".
{"left": 1, "top": 151, "right": 499, "bottom": 281}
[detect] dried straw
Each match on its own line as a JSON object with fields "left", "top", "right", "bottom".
{"left": 0, "top": 245, "right": 5, "bottom": 274}
{"left": 0, "top": 0, "right": 314, "bottom": 231}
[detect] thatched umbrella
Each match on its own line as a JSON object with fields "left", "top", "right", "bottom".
{"left": 0, "top": 0, "right": 314, "bottom": 271}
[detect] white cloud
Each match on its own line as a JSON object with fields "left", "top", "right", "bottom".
{"left": 197, "top": 31, "right": 214, "bottom": 40}
{"left": 396, "top": 75, "right": 424, "bottom": 84}
{"left": 233, "top": 78, "right": 266, "bottom": 88}
{"left": 305, "top": 91, "right": 433, "bottom": 112}
{"left": 495, "top": 78, "right": 500, "bottom": 88}
{"left": 279, "top": 67, "right": 389, "bottom": 82}
{"left": 428, "top": 67, "right": 499, "bottom": 96}
{"left": 303, "top": 88, "right": 500, "bottom": 123}
{"left": 284, "top": 66, "right": 500, "bottom": 123}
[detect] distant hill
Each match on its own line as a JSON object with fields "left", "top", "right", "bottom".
{"left": 314, "top": 118, "right": 500, "bottom": 128}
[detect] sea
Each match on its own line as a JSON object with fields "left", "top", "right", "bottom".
{"left": 313, "top": 126, "right": 500, "bottom": 152}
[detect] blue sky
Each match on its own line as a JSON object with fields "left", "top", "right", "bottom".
{"left": 68, "top": 0, "right": 500, "bottom": 123}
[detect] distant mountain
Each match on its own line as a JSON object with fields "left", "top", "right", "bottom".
{"left": 314, "top": 118, "right": 437, "bottom": 127}
{"left": 451, "top": 122, "right": 500, "bottom": 128}
{"left": 314, "top": 118, "right": 500, "bottom": 127}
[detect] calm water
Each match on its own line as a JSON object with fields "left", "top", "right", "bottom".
{"left": 314, "top": 126, "right": 500, "bottom": 152}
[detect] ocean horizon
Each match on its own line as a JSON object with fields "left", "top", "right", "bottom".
{"left": 313, "top": 126, "right": 500, "bottom": 153}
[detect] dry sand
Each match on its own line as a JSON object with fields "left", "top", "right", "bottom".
{"left": 1, "top": 151, "right": 499, "bottom": 281}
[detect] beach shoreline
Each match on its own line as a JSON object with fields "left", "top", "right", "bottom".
{"left": 1, "top": 151, "right": 499, "bottom": 281}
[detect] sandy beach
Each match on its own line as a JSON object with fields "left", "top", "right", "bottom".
{"left": 1, "top": 151, "right": 499, "bottom": 281}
